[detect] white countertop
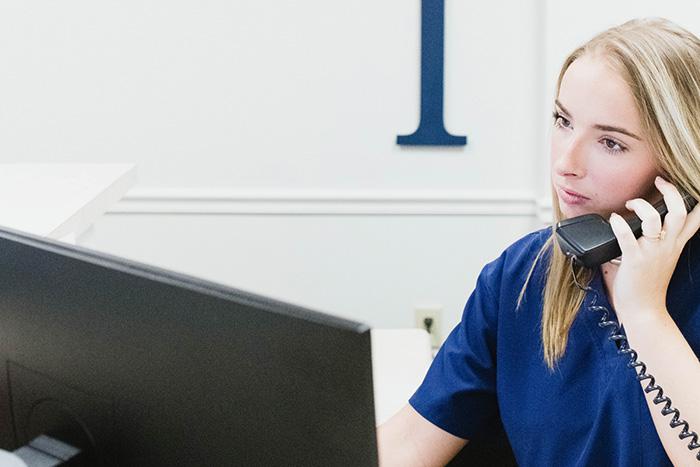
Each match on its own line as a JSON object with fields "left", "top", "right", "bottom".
{"left": 0, "top": 163, "right": 137, "bottom": 241}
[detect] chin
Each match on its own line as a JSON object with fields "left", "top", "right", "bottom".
{"left": 558, "top": 202, "right": 577, "bottom": 219}
{"left": 558, "top": 202, "right": 601, "bottom": 220}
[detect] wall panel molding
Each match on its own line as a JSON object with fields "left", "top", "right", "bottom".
{"left": 113, "top": 188, "right": 554, "bottom": 221}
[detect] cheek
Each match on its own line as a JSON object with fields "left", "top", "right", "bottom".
{"left": 549, "top": 133, "right": 564, "bottom": 166}
{"left": 592, "top": 171, "right": 655, "bottom": 214}
{"left": 603, "top": 162, "right": 657, "bottom": 197}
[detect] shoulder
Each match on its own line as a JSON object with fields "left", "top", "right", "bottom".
{"left": 479, "top": 226, "right": 553, "bottom": 287}
{"left": 450, "top": 228, "right": 552, "bottom": 338}
{"left": 500, "top": 226, "right": 553, "bottom": 267}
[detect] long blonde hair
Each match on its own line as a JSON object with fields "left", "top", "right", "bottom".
{"left": 518, "top": 17, "right": 700, "bottom": 370}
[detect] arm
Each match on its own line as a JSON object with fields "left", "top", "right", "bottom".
{"left": 606, "top": 179, "right": 700, "bottom": 465}
{"left": 620, "top": 309, "right": 700, "bottom": 466}
{"left": 376, "top": 404, "right": 468, "bottom": 467}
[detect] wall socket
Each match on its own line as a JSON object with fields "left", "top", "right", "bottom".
{"left": 415, "top": 306, "right": 442, "bottom": 348}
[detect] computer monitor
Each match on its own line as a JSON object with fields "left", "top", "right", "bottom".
{"left": 0, "top": 226, "right": 378, "bottom": 466}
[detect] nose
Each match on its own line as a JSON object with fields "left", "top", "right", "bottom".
{"left": 553, "top": 134, "right": 587, "bottom": 178}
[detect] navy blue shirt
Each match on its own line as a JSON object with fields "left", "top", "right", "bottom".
{"left": 409, "top": 227, "right": 700, "bottom": 466}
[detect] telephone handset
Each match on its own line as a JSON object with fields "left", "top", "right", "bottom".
{"left": 555, "top": 190, "right": 698, "bottom": 268}
{"left": 554, "top": 189, "right": 700, "bottom": 461}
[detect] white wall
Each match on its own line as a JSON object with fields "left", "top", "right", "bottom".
{"left": 0, "top": 0, "right": 542, "bottom": 190}
{"left": 544, "top": 1, "right": 700, "bottom": 118}
{"left": 78, "top": 214, "right": 539, "bottom": 331}
{"left": 3, "top": 2, "right": 699, "bottom": 341}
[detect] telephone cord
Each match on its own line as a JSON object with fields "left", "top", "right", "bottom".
{"left": 569, "top": 257, "right": 700, "bottom": 461}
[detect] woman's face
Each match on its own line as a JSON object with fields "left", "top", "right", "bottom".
{"left": 550, "top": 53, "right": 661, "bottom": 220}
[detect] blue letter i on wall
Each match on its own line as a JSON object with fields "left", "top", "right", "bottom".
{"left": 397, "top": 0, "right": 467, "bottom": 146}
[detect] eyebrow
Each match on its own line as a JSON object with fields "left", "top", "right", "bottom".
{"left": 555, "top": 99, "right": 642, "bottom": 141}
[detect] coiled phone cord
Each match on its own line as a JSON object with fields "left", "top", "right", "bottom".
{"left": 569, "top": 257, "right": 700, "bottom": 461}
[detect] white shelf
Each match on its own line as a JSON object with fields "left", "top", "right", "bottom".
{"left": 0, "top": 163, "right": 137, "bottom": 241}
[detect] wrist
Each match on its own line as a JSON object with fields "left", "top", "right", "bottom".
{"left": 618, "top": 306, "right": 671, "bottom": 330}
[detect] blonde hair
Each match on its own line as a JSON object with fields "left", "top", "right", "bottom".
{"left": 518, "top": 17, "right": 700, "bottom": 370}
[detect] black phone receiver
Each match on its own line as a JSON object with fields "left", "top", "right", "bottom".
{"left": 555, "top": 190, "right": 698, "bottom": 268}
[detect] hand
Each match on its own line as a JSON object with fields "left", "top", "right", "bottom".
{"left": 608, "top": 176, "right": 700, "bottom": 323}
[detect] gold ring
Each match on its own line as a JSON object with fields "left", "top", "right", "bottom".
{"left": 642, "top": 229, "right": 666, "bottom": 241}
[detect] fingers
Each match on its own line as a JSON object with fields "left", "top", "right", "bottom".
{"left": 610, "top": 176, "right": 699, "bottom": 258}
{"left": 609, "top": 212, "right": 637, "bottom": 257}
{"left": 625, "top": 198, "right": 662, "bottom": 237}
{"left": 653, "top": 176, "right": 687, "bottom": 239}
{"left": 679, "top": 202, "right": 700, "bottom": 245}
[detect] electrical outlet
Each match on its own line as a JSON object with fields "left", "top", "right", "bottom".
{"left": 415, "top": 306, "right": 442, "bottom": 348}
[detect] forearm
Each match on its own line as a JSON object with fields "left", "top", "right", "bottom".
{"left": 621, "top": 309, "right": 700, "bottom": 465}
{"left": 376, "top": 405, "right": 468, "bottom": 467}
{"left": 377, "top": 420, "right": 428, "bottom": 467}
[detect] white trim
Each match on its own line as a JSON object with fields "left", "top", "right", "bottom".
{"left": 111, "top": 188, "right": 555, "bottom": 217}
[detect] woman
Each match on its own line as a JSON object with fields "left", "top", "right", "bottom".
{"left": 378, "top": 17, "right": 700, "bottom": 466}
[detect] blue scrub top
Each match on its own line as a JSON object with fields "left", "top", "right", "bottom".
{"left": 409, "top": 227, "right": 700, "bottom": 466}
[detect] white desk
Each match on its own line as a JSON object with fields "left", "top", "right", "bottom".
{"left": 371, "top": 329, "right": 433, "bottom": 426}
{"left": 0, "top": 163, "right": 137, "bottom": 242}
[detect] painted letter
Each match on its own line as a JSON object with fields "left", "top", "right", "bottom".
{"left": 397, "top": 0, "right": 467, "bottom": 146}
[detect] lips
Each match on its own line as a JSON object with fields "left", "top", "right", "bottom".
{"left": 559, "top": 187, "right": 589, "bottom": 199}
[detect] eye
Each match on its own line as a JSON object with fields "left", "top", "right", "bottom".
{"left": 601, "top": 137, "right": 627, "bottom": 155}
{"left": 552, "top": 111, "right": 571, "bottom": 129}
